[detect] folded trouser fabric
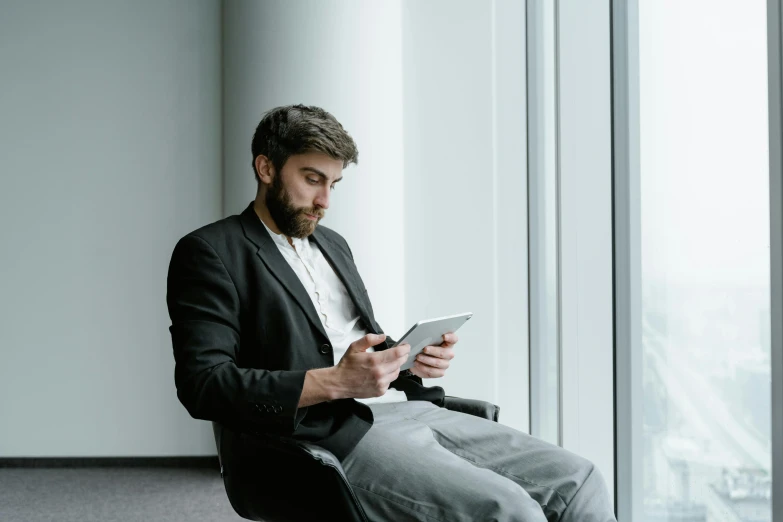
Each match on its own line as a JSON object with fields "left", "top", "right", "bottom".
{"left": 341, "top": 400, "right": 616, "bottom": 522}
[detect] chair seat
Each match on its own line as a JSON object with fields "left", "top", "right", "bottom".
{"left": 213, "top": 396, "right": 500, "bottom": 522}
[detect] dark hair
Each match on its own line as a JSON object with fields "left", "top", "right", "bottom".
{"left": 250, "top": 104, "right": 359, "bottom": 180}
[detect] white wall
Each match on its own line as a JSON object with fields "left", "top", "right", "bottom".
{"left": 401, "top": 0, "right": 530, "bottom": 432}
{"left": 0, "top": 0, "right": 532, "bottom": 457}
{"left": 223, "top": 0, "right": 530, "bottom": 432}
{"left": 0, "top": 0, "right": 222, "bottom": 456}
{"left": 222, "top": 0, "right": 407, "bottom": 338}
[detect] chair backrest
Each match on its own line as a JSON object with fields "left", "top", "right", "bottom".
{"left": 212, "top": 421, "right": 223, "bottom": 474}
{"left": 212, "top": 421, "right": 367, "bottom": 522}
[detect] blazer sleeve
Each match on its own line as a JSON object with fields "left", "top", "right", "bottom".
{"left": 166, "top": 234, "right": 309, "bottom": 436}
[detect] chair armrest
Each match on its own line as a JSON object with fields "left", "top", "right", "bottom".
{"left": 443, "top": 396, "right": 500, "bottom": 422}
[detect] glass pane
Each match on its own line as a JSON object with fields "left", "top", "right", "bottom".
{"left": 639, "top": 1, "right": 771, "bottom": 521}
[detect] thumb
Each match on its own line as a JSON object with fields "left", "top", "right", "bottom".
{"left": 349, "top": 333, "right": 387, "bottom": 352}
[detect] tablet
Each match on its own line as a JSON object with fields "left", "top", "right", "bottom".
{"left": 393, "top": 312, "right": 473, "bottom": 371}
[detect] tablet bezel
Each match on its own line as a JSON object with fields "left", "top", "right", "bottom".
{"left": 392, "top": 312, "right": 473, "bottom": 371}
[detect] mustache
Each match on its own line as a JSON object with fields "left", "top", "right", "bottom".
{"left": 302, "top": 208, "right": 324, "bottom": 219}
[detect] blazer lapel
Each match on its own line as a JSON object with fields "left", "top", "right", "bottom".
{"left": 309, "top": 228, "right": 378, "bottom": 335}
{"left": 239, "top": 203, "right": 329, "bottom": 341}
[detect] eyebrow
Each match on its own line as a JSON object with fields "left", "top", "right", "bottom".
{"left": 301, "top": 167, "right": 343, "bottom": 184}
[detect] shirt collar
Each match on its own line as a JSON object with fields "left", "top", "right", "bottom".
{"left": 258, "top": 216, "right": 306, "bottom": 250}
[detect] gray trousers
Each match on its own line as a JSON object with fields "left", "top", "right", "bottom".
{"left": 341, "top": 401, "right": 616, "bottom": 522}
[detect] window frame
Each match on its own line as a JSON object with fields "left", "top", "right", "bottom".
{"left": 610, "top": 0, "right": 643, "bottom": 519}
{"left": 552, "top": 0, "right": 617, "bottom": 505}
{"left": 526, "top": 0, "right": 562, "bottom": 447}
{"left": 767, "top": 0, "right": 783, "bottom": 518}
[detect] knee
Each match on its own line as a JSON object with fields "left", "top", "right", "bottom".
{"left": 474, "top": 484, "right": 546, "bottom": 522}
{"left": 561, "top": 456, "right": 613, "bottom": 511}
{"left": 582, "top": 461, "right": 611, "bottom": 495}
{"left": 564, "top": 447, "right": 594, "bottom": 472}
{"left": 559, "top": 460, "right": 616, "bottom": 521}
{"left": 560, "top": 449, "right": 598, "bottom": 485}
{"left": 547, "top": 450, "right": 606, "bottom": 503}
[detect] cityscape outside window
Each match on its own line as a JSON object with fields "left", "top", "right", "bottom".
{"left": 639, "top": 1, "right": 771, "bottom": 520}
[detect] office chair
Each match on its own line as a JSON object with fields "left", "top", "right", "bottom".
{"left": 212, "top": 396, "right": 500, "bottom": 522}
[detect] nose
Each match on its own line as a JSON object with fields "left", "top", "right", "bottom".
{"left": 314, "top": 186, "right": 330, "bottom": 210}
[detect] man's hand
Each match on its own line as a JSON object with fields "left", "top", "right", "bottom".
{"left": 410, "top": 333, "right": 458, "bottom": 379}
{"left": 331, "top": 333, "right": 411, "bottom": 399}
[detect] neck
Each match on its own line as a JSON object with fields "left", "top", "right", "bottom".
{"left": 253, "top": 197, "right": 295, "bottom": 247}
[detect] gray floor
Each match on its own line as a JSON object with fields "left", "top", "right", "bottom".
{"left": 0, "top": 467, "right": 243, "bottom": 522}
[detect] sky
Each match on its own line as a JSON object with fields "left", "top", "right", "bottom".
{"left": 639, "top": 0, "right": 771, "bottom": 288}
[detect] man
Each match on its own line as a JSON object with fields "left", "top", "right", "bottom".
{"left": 167, "top": 104, "right": 616, "bottom": 521}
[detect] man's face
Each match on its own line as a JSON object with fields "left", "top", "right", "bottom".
{"left": 265, "top": 152, "right": 344, "bottom": 238}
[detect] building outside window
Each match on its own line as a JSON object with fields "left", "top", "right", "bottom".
{"left": 638, "top": 1, "right": 771, "bottom": 520}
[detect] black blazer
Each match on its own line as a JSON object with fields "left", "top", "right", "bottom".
{"left": 166, "top": 202, "right": 445, "bottom": 460}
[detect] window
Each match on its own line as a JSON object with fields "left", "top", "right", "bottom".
{"left": 637, "top": 1, "right": 771, "bottom": 519}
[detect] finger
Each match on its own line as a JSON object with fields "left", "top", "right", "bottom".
{"left": 415, "top": 353, "right": 451, "bottom": 370}
{"left": 372, "top": 345, "right": 410, "bottom": 373}
{"left": 440, "top": 333, "right": 459, "bottom": 346}
{"left": 421, "top": 345, "right": 455, "bottom": 360}
{"left": 412, "top": 360, "right": 447, "bottom": 378}
{"left": 378, "top": 353, "right": 409, "bottom": 378}
{"left": 378, "top": 366, "right": 402, "bottom": 392}
{"left": 350, "top": 333, "right": 386, "bottom": 352}
{"left": 378, "top": 343, "right": 410, "bottom": 362}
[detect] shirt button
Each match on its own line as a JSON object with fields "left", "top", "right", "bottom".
{"left": 319, "top": 344, "right": 332, "bottom": 354}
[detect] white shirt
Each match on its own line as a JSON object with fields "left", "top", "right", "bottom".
{"left": 259, "top": 219, "right": 407, "bottom": 405}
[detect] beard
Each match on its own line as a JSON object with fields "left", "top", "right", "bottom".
{"left": 265, "top": 174, "right": 324, "bottom": 238}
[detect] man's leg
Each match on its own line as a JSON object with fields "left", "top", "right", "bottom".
{"left": 395, "top": 400, "right": 616, "bottom": 522}
{"left": 341, "top": 402, "right": 547, "bottom": 522}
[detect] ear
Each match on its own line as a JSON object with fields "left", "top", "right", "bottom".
{"left": 254, "top": 155, "right": 275, "bottom": 185}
